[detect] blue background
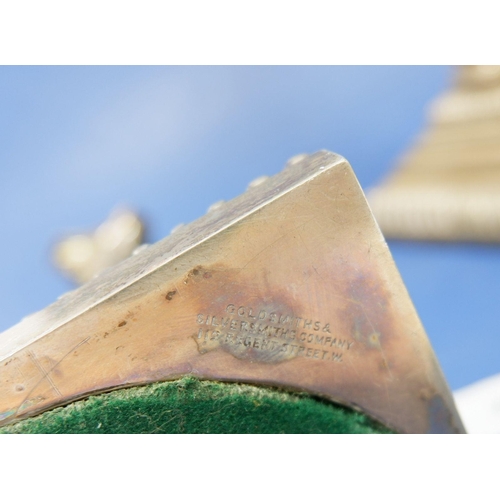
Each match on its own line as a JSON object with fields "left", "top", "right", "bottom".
{"left": 1, "top": 66, "right": 497, "bottom": 390}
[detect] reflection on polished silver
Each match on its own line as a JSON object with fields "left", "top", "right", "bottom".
{"left": 0, "top": 151, "right": 464, "bottom": 433}
{"left": 53, "top": 208, "right": 144, "bottom": 284}
{"left": 286, "top": 153, "right": 308, "bottom": 167}
{"left": 207, "top": 200, "right": 225, "bottom": 213}
{"left": 369, "top": 65, "right": 500, "bottom": 243}
{"left": 132, "top": 243, "right": 150, "bottom": 256}
{"left": 170, "top": 223, "right": 185, "bottom": 235}
{"left": 247, "top": 176, "right": 269, "bottom": 189}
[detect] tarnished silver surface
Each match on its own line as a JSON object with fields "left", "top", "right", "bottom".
{"left": 0, "top": 152, "right": 345, "bottom": 363}
{"left": 0, "top": 151, "right": 465, "bottom": 433}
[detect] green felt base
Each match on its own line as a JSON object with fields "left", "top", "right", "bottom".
{"left": 0, "top": 377, "right": 393, "bottom": 434}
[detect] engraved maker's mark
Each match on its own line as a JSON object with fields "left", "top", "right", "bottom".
{"left": 193, "top": 303, "right": 353, "bottom": 364}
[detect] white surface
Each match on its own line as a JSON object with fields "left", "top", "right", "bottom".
{"left": 454, "top": 373, "right": 500, "bottom": 433}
